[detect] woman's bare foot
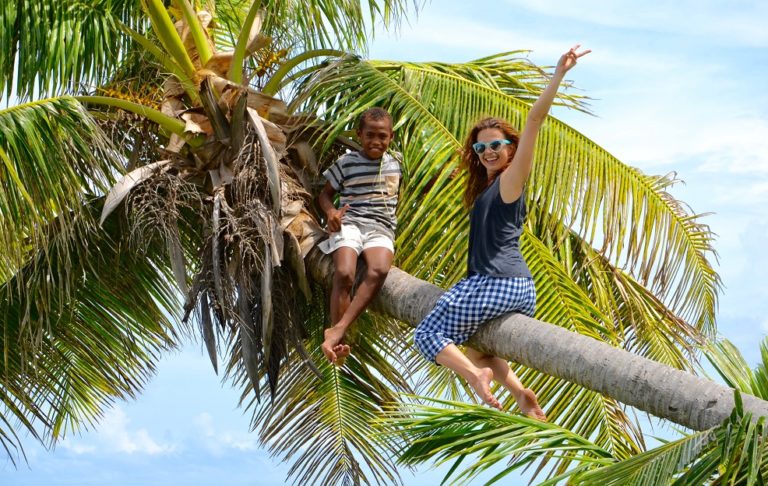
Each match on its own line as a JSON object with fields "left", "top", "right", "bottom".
{"left": 517, "top": 388, "right": 547, "bottom": 421}
{"left": 467, "top": 367, "right": 502, "bottom": 410}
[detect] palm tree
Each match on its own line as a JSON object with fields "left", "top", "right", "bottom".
{"left": 1, "top": 0, "right": 760, "bottom": 483}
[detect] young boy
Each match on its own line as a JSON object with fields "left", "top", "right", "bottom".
{"left": 317, "top": 107, "right": 400, "bottom": 365}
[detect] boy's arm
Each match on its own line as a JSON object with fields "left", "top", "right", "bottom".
{"left": 318, "top": 181, "right": 348, "bottom": 233}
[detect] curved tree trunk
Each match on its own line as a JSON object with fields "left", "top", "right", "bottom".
{"left": 307, "top": 249, "right": 768, "bottom": 431}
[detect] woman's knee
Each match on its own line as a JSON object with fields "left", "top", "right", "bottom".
{"left": 414, "top": 327, "right": 449, "bottom": 363}
{"left": 413, "top": 321, "right": 437, "bottom": 348}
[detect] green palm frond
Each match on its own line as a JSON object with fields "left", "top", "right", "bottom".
{"left": 703, "top": 337, "right": 768, "bottom": 400}
{"left": 539, "top": 220, "right": 704, "bottom": 370}
{"left": 448, "top": 51, "right": 591, "bottom": 112}
{"left": 382, "top": 397, "right": 615, "bottom": 485}
{"left": 387, "top": 395, "right": 768, "bottom": 486}
{"left": 756, "top": 340, "right": 768, "bottom": 399}
{"left": 575, "top": 392, "right": 768, "bottom": 485}
{"left": 297, "top": 57, "right": 719, "bottom": 337}
{"left": 209, "top": 0, "right": 413, "bottom": 79}
{"left": 0, "top": 0, "right": 145, "bottom": 99}
{"left": 519, "top": 373, "right": 645, "bottom": 464}
{"left": 576, "top": 430, "right": 715, "bottom": 485}
{"left": 0, "top": 97, "right": 121, "bottom": 275}
{"left": 522, "top": 232, "right": 615, "bottom": 340}
{"left": 0, "top": 198, "right": 177, "bottom": 463}
{"left": 260, "top": 0, "right": 412, "bottom": 53}
{"left": 244, "top": 304, "right": 412, "bottom": 485}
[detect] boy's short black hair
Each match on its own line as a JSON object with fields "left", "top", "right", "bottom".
{"left": 357, "top": 107, "right": 393, "bottom": 131}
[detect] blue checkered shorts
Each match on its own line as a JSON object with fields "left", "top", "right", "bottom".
{"left": 414, "top": 273, "right": 536, "bottom": 363}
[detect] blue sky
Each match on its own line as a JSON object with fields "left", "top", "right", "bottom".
{"left": 3, "top": 0, "right": 768, "bottom": 484}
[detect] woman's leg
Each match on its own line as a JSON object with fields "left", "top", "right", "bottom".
{"left": 465, "top": 348, "right": 546, "bottom": 420}
{"left": 414, "top": 277, "right": 501, "bottom": 409}
{"left": 435, "top": 344, "right": 501, "bottom": 410}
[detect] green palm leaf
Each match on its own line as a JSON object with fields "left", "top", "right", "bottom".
{"left": 703, "top": 337, "right": 768, "bottom": 401}
{"left": 575, "top": 393, "right": 768, "bottom": 485}
{"left": 0, "top": 199, "right": 177, "bottom": 463}
{"left": 1, "top": 0, "right": 145, "bottom": 99}
{"left": 0, "top": 97, "right": 121, "bottom": 276}
{"left": 386, "top": 395, "right": 768, "bottom": 486}
{"left": 243, "top": 304, "right": 412, "bottom": 485}
{"left": 383, "top": 397, "right": 615, "bottom": 485}
{"left": 208, "top": 0, "right": 413, "bottom": 85}
{"left": 538, "top": 220, "right": 704, "bottom": 370}
{"left": 259, "top": 0, "right": 411, "bottom": 52}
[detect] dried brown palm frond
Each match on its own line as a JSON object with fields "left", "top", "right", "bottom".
{"left": 97, "top": 82, "right": 333, "bottom": 400}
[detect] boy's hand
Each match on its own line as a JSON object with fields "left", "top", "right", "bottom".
{"left": 326, "top": 204, "right": 350, "bottom": 233}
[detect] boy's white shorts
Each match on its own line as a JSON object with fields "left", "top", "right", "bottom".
{"left": 318, "top": 223, "right": 394, "bottom": 255}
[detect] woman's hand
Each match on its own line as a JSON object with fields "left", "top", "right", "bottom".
{"left": 555, "top": 44, "right": 591, "bottom": 76}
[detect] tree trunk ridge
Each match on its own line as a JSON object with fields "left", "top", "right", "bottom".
{"left": 307, "top": 248, "right": 768, "bottom": 431}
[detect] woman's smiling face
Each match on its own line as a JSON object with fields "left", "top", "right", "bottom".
{"left": 476, "top": 127, "right": 512, "bottom": 178}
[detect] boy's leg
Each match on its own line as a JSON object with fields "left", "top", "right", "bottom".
{"left": 324, "top": 246, "right": 394, "bottom": 362}
{"left": 465, "top": 348, "right": 546, "bottom": 420}
{"left": 321, "top": 247, "right": 358, "bottom": 364}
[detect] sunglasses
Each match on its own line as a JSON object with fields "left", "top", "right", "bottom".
{"left": 472, "top": 139, "right": 511, "bottom": 154}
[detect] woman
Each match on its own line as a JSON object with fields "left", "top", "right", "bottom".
{"left": 414, "top": 45, "right": 590, "bottom": 419}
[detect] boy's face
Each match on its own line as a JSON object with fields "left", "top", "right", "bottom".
{"left": 357, "top": 117, "right": 394, "bottom": 160}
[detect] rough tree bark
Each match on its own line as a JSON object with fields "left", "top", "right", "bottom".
{"left": 307, "top": 248, "right": 768, "bottom": 431}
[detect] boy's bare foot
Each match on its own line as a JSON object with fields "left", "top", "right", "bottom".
{"left": 333, "top": 344, "right": 351, "bottom": 360}
{"left": 321, "top": 326, "right": 347, "bottom": 364}
{"left": 467, "top": 367, "right": 502, "bottom": 410}
{"left": 329, "top": 344, "right": 351, "bottom": 367}
{"left": 517, "top": 388, "right": 547, "bottom": 421}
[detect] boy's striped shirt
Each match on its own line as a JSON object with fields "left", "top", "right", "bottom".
{"left": 323, "top": 150, "right": 401, "bottom": 237}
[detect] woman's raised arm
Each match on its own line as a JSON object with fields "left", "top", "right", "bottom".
{"left": 499, "top": 45, "right": 591, "bottom": 203}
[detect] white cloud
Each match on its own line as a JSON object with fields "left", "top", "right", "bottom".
{"left": 566, "top": 82, "right": 768, "bottom": 178}
{"left": 60, "top": 406, "right": 175, "bottom": 456}
{"left": 378, "top": 15, "right": 563, "bottom": 57}
{"left": 712, "top": 180, "right": 768, "bottom": 206}
{"left": 502, "top": 0, "right": 768, "bottom": 47}
{"left": 374, "top": 13, "right": 673, "bottom": 71}
{"left": 60, "top": 442, "right": 96, "bottom": 455}
{"left": 695, "top": 118, "right": 768, "bottom": 175}
{"left": 193, "top": 413, "right": 258, "bottom": 455}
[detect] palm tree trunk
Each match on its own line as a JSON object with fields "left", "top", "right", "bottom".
{"left": 307, "top": 248, "right": 768, "bottom": 431}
